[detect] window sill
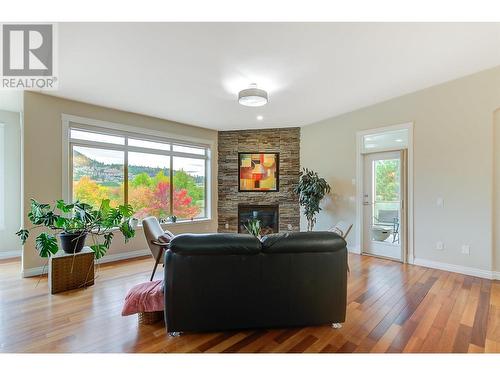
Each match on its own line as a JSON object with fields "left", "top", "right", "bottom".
{"left": 101, "top": 218, "right": 212, "bottom": 234}
{"left": 136, "top": 217, "right": 213, "bottom": 229}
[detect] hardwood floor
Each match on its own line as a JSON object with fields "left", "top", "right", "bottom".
{"left": 1, "top": 254, "right": 499, "bottom": 353}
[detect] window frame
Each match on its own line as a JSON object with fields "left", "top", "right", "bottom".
{"left": 0, "top": 123, "right": 5, "bottom": 231}
{"left": 62, "top": 114, "right": 212, "bottom": 224}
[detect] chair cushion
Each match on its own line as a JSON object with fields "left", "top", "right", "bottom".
{"left": 169, "top": 233, "right": 261, "bottom": 255}
{"left": 121, "top": 280, "right": 164, "bottom": 316}
{"left": 261, "top": 231, "right": 346, "bottom": 254}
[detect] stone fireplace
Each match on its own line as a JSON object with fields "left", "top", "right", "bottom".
{"left": 238, "top": 204, "right": 279, "bottom": 235}
{"left": 218, "top": 127, "right": 300, "bottom": 233}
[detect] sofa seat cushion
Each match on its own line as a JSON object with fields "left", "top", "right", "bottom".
{"left": 169, "top": 233, "right": 262, "bottom": 255}
{"left": 261, "top": 231, "right": 346, "bottom": 254}
{"left": 122, "top": 280, "right": 164, "bottom": 316}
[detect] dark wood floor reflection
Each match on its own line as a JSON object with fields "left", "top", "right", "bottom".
{"left": 0, "top": 253, "right": 499, "bottom": 353}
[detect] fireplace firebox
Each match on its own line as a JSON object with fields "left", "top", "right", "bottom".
{"left": 238, "top": 204, "right": 279, "bottom": 235}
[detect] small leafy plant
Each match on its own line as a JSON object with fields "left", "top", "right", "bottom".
{"left": 17, "top": 199, "right": 136, "bottom": 259}
{"left": 244, "top": 218, "right": 262, "bottom": 239}
{"left": 294, "top": 168, "right": 331, "bottom": 231}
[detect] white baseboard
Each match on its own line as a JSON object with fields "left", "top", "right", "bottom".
{"left": 347, "top": 246, "right": 361, "bottom": 254}
{"left": 99, "top": 249, "right": 150, "bottom": 264}
{"left": 0, "top": 250, "right": 21, "bottom": 260}
{"left": 413, "top": 258, "right": 498, "bottom": 280}
{"left": 22, "top": 264, "right": 48, "bottom": 277}
{"left": 22, "top": 249, "right": 151, "bottom": 278}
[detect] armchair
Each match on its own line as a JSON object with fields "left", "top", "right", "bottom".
{"left": 142, "top": 216, "right": 174, "bottom": 281}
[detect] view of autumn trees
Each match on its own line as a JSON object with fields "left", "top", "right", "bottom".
{"left": 128, "top": 170, "right": 204, "bottom": 219}
{"left": 73, "top": 149, "right": 205, "bottom": 220}
{"left": 74, "top": 170, "right": 204, "bottom": 220}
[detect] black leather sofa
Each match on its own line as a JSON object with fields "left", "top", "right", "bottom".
{"left": 164, "top": 231, "right": 348, "bottom": 334}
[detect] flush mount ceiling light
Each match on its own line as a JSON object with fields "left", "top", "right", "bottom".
{"left": 238, "top": 84, "right": 268, "bottom": 107}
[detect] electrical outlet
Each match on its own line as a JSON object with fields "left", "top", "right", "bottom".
{"left": 287, "top": 224, "right": 293, "bottom": 231}
{"left": 436, "top": 241, "right": 444, "bottom": 250}
{"left": 224, "top": 222, "right": 229, "bottom": 229}
{"left": 461, "top": 244, "right": 470, "bottom": 255}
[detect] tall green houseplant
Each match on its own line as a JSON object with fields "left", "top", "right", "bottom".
{"left": 294, "top": 168, "right": 331, "bottom": 231}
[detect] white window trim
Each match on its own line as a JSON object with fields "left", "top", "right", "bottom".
{"left": 0, "top": 123, "right": 5, "bottom": 231}
{"left": 61, "top": 114, "right": 213, "bottom": 223}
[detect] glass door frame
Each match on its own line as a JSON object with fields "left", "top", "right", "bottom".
{"left": 355, "top": 123, "right": 414, "bottom": 264}
{"left": 362, "top": 150, "right": 404, "bottom": 261}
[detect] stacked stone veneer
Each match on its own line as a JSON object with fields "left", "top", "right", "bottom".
{"left": 217, "top": 127, "right": 300, "bottom": 233}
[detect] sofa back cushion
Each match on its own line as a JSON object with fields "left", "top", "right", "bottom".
{"left": 261, "top": 231, "right": 346, "bottom": 254}
{"left": 169, "top": 233, "right": 261, "bottom": 255}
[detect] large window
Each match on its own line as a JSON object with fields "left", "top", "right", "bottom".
{"left": 68, "top": 124, "right": 209, "bottom": 222}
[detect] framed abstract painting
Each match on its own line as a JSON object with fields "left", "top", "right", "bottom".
{"left": 238, "top": 152, "right": 279, "bottom": 192}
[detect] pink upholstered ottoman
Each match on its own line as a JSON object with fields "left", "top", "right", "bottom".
{"left": 122, "top": 280, "right": 165, "bottom": 324}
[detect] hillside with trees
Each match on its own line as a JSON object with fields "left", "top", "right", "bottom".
{"left": 73, "top": 150, "right": 204, "bottom": 220}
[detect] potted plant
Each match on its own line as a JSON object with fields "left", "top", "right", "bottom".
{"left": 294, "top": 168, "right": 331, "bottom": 231}
{"left": 244, "top": 218, "right": 262, "bottom": 239}
{"left": 16, "top": 198, "right": 136, "bottom": 259}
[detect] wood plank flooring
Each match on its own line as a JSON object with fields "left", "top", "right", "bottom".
{"left": 0, "top": 254, "right": 499, "bottom": 353}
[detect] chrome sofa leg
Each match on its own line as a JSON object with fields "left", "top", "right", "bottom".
{"left": 331, "top": 323, "right": 342, "bottom": 329}
{"left": 168, "top": 331, "right": 182, "bottom": 337}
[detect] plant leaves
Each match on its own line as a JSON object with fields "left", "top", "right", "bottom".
{"left": 74, "top": 201, "right": 95, "bottom": 223}
{"left": 295, "top": 168, "right": 332, "bottom": 231}
{"left": 35, "top": 233, "right": 58, "bottom": 258}
{"left": 90, "top": 244, "right": 107, "bottom": 259}
{"left": 55, "top": 216, "right": 69, "bottom": 229}
{"left": 244, "top": 219, "right": 261, "bottom": 237}
{"left": 16, "top": 229, "right": 29, "bottom": 244}
{"left": 104, "top": 208, "right": 121, "bottom": 228}
{"left": 99, "top": 199, "right": 111, "bottom": 215}
{"left": 28, "top": 199, "right": 51, "bottom": 225}
{"left": 119, "top": 221, "right": 135, "bottom": 243}
{"left": 56, "top": 199, "right": 74, "bottom": 213}
{"left": 23, "top": 198, "right": 137, "bottom": 259}
{"left": 118, "top": 204, "right": 134, "bottom": 218}
{"left": 103, "top": 232, "right": 114, "bottom": 249}
{"left": 42, "top": 211, "right": 59, "bottom": 227}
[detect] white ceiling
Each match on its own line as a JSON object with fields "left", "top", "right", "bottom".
{"left": 47, "top": 23, "right": 500, "bottom": 131}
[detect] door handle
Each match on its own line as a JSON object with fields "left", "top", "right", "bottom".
{"left": 363, "top": 194, "right": 371, "bottom": 205}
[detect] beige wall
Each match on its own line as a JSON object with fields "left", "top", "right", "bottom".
{"left": 301, "top": 66, "right": 500, "bottom": 274}
{"left": 0, "top": 110, "right": 22, "bottom": 255}
{"left": 22, "top": 92, "right": 218, "bottom": 274}
{"left": 494, "top": 109, "right": 500, "bottom": 273}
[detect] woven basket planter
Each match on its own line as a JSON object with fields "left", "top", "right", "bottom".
{"left": 138, "top": 311, "right": 164, "bottom": 325}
